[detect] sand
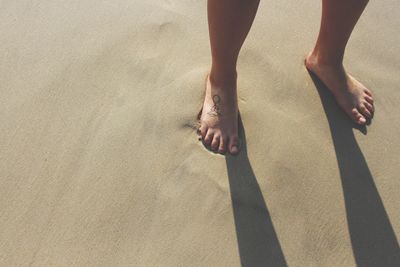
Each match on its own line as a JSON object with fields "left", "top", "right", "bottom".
{"left": 1, "top": 0, "right": 399, "bottom": 266}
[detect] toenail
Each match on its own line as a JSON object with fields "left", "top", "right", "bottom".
{"left": 231, "top": 146, "right": 238, "bottom": 154}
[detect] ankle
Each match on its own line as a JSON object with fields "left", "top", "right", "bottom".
{"left": 309, "top": 48, "right": 344, "bottom": 68}
{"left": 209, "top": 66, "right": 237, "bottom": 89}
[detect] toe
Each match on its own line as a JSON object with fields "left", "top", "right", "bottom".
{"left": 365, "top": 95, "right": 374, "bottom": 104}
{"left": 218, "top": 136, "right": 228, "bottom": 154}
{"left": 211, "top": 135, "right": 220, "bottom": 151}
{"left": 228, "top": 135, "right": 240, "bottom": 155}
{"left": 364, "top": 101, "right": 374, "bottom": 114}
{"left": 198, "top": 125, "right": 207, "bottom": 139}
{"left": 364, "top": 89, "right": 373, "bottom": 97}
{"left": 351, "top": 108, "right": 366, "bottom": 125}
{"left": 359, "top": 104, "right": 372, "bottom": 119}
{"left": 203, "top": 130, "right": 213, "bottom": 146}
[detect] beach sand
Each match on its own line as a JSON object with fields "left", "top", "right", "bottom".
{"left": 1, "top": 0, "right": 399, "bottom": 266}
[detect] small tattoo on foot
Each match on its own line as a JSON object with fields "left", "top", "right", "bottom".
{"left": 207, "top": 95, "right": 222, "bottom": 116}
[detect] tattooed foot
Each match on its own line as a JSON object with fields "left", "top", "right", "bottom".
{"left": 208, "top": 95, "right": 222, "bottom": 116}
{"left": 198, "top": 74, "right": 240, "bottom": 155}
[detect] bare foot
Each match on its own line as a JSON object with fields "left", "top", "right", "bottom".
{"left": 305, "top": 52, "right": 374, "bottom": 125}
{"left": 198, "top": 74, "right": 240, "bottom": 155}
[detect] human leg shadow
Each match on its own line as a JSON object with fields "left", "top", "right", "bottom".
{"left": 225, "top": 116, "right": 287, "bottom": 267}
{"left": 310, "top": 72, "right": 400, "bottom": 266}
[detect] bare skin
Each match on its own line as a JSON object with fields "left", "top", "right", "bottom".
{"left": 200, "top": 0, "right": 374, "bottom": 154}
{"left": 305, "top": 53, "right": 374, "bottom": 124}
{"left": 305, "top": 0, "right": 374, "bottom": 124}
{"left": 199, "top": 0, "right": 260, "bottom": 155}
{"left": 199, "top": 74, "right": 239, "bottom": 154}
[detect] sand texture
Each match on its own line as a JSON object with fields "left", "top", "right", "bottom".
{"left": 1, "top": 0, "right": 399, "bottom": 266}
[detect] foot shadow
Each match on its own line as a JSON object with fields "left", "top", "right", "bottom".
{"left": 225, "top": 116, "right": 288, "bottom": 267}
{"left": 310, "top": 72, "right": 400, "bottom": 266}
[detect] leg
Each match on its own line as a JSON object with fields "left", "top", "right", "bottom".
{"left": 199, "top": 0, "right": 260, "bottom": 155}
{"left": 306, "top": 0, "right": 374, "bottom": 125}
